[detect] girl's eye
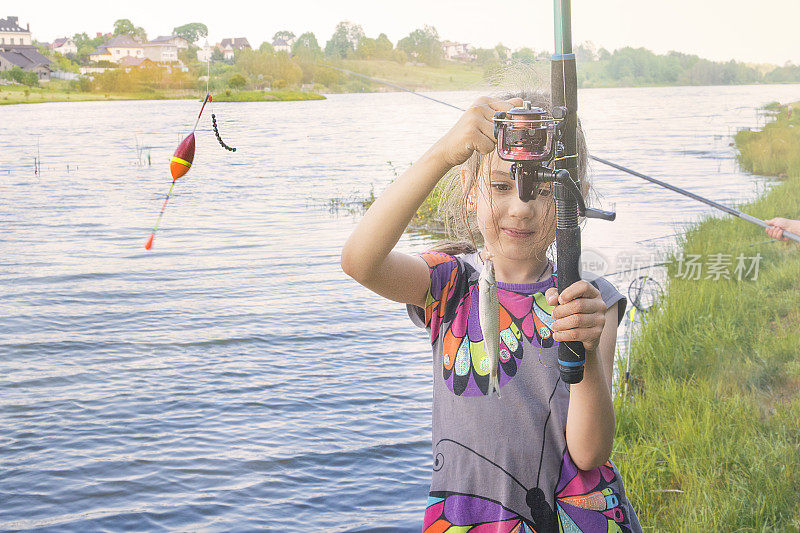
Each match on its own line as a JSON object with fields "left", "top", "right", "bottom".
{"left": 492, "top": 182, "right": 512, "bottom": 192}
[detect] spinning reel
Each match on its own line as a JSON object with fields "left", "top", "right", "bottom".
{"left": 493, "top": 101, "right": 615, "bottom": 221}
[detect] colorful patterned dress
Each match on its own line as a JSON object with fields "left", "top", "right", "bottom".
{"left": 406, "top": 251, "right": 642, "bottom": 533}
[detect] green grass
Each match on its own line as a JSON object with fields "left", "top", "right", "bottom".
{"left": 0, "top": 81, "right": 199, "bottom": 105}
{"left": 211, "top": 90, "right": 325, "bottom": 102}
{"left": 735, "top": 102, "right": 800, "bottom": 177}
{"left": 337, "top": 59, "right": 492, "bottom": 91}
{"left": 359, "top": 161, "right": 449, "bottom": 234}
{"left": 613, "top": 109, "right": 800, "bottom": 529}
{"left": 0, "top": 81, "right": 324, "bottom": 105}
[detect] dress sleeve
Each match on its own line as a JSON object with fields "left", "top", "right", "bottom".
{"left": 589, "top": 276, "right": 627, "bottom": 326}
{"left": 406, "top": 252, "right": 463, "bottom": 340}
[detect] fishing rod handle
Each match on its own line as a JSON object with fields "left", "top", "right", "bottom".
{"left": 554, "top": 180, "right": 586, "bottom": 384}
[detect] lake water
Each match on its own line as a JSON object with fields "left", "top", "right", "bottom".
{"left": 1, "top": 84, "right": 798, "bottom": 531}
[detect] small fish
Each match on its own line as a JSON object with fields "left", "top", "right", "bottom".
{"left": 479, "top": 252, "right": 501, "bottom": 397}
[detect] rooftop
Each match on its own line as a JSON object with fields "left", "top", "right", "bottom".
{"left": 0, "top": 46, "right": 51, "bottom": 69}
{"left": 0, "top": 16, "right": 28, "bottom": 33}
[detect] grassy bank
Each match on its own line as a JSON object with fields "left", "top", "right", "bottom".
{"left": 335, "top": 59, "right": 491, "bottom": 91}
{"left": 613, "top": 104, "right": 800, "bottom": 528}
{"left": 735, "top": 102, "right": 800, "bottom": 177}
{"left": 358, "top": 162, "right": 448, "bottom": 234}
{"left": 0, "top": 81, "right": 324, "bottom": 105}
{"left": 0, "top": 81, "right": 194, "bottom": 105}
{"left": 211, "top": 90, "right": 325, "bottom": 102}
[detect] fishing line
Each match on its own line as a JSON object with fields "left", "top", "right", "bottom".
{"left": 145, "top": 180, "right": 176, "bottom": 250}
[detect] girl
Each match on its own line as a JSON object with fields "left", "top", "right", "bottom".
{"left": 341, "top": 91, "right": 641, "bottom": 533}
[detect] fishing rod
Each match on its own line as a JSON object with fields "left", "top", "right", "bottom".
{"left": 591, "top": 155, "right": 800, "bottom": 243}
{"left": 548, "top": 0, "right": 600, "bottom": 383}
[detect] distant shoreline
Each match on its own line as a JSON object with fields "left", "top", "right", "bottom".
{"left": 0, "top": 87, "right": 326, "bottom": 106}
{"left": 2, "top": 80, "right": 798, "bottom": 106}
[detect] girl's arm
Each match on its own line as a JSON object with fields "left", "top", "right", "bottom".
{"left": 546, "top": 283, "right": 618, "bottom": 471}
{"left": 341, "top": 97, "right": 522, "bottom": 307}
{"left": 340, "top": 144, "right": 451, "bottom": 308}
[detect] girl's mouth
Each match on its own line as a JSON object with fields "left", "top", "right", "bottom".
{"left": 502, "top": 228, "right": 534, "bottom": 239}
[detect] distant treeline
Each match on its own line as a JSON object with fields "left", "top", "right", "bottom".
{"left": 571, "top": 45, "right": 800, "bottom": 87}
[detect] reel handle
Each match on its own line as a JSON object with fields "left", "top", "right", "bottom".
{"left": 585, "top": 207, "right": 616, "bottom": 221}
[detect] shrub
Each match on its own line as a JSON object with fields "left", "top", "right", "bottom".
{"left": 228, "top": 73, "right": 247, "bottom": 89}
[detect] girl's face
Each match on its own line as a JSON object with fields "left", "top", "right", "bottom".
{"left": 474, "top": 158, "right": 555, "bottom": 263}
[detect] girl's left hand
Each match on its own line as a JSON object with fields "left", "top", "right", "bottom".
{"left": 545, "top": 281, "right": 607, "bottom": 352}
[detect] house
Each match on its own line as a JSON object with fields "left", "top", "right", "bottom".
{"left": 441, "top": 40, "right": 475, "bottom": 61}
{"left": 0, "top": 46, "right": 52, "bottom": 81}
{"left": 118, "top": 56, "right": 159, "bottom": 72}
{"left": 89, "top": 35, "right": 183, "bottom": 65}
{"left": 0, "top": 16, "right": 51, "bottom": 81}
{"left": 272, "top": 38, "right": 292, "bottom": 54}
{"left": 196, "top": 40, "right": 212, "bottom": 62}
{"left": 218, "top": 43, "right": 234, "bottom": 60}
{"left": 141, "top": 42, "right": 179, "bottom": 63}
{"left": 220, "top": 37, "right": 251, "bottom": 51}
{"left": 51, "top": 37, "right": 77, "bottom": 55}
{"left": 104, "top": 35, "right": 144, "bottom": 61}
{"left": 88, "top": 46, "right": 113, "bottom": 63}
{"left": 0, "top": 16, "right": 32, "bottom": 48}
{"left": 217, "top": 37, "right": 250, "bottom": 59}
{"left": 151, "top": 35, "right": 189, "bottom": 50}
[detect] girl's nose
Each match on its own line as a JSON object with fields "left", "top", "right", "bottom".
{"left": 507, "top": 192, "right": 537, "bottom": 218}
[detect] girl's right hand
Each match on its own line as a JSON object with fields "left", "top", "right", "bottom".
{"left": 434, "top": 96, "right": 525, "bottom": 168}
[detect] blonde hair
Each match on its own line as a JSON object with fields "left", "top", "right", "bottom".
{"left": 430, "top": 85, "right": 591, "bottom": 258}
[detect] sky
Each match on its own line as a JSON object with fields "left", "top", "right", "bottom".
{"left": 11, "top": 0, "right": 800, "bottom": 66}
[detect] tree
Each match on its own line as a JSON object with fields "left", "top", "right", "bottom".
{"left": 272, "top": 30, "right": 295, "bottom": 43}
{"left": 473, "top": 47, "right": 499, "bottom": 65}
{"left": 375, "top": 33, "right": 393, "bottom": 59}
{"left": 234, "top": 49, "right": 302, "bottom": 87}
{"left": 355, "top": 36, "right": 377, "bottom": 59}
{"left": 575, "top": 41, "right": 597, "bottom": 63}
{"left": 494, "top": 43, "right": 510, "bottom": 61}
{"left": 0, "top": 66, "right": 38, "bottom": 87}
{"left": 324, "top": 21, "right": 364, "bottom": 59}
{"left": 397, "top": 25, "right": 442, "bottom": 66}
{"left": 172, "top": 23, "right": 208, "bottom": 44}
{"left": 259, "top": 42, "right": 275, "bottom": 53}
{"left": 228, "top": 73, "right": 247, "bottom": 89}
{"left": 72, "top": 32, "right": 106, "bottom": 63}
{"left": 113, "top": 19, "right": 135, "bottom": 36}
{"left": 113, "top": 18, "right": 146, "bottom": 41}
{"left": 50, "top": 52, "right": 80, "bottom": 73}
{"left": 511, "top": 47, "right": 537, "bottom": 64}
{"left": 292, "top": 32, "right": 323, "bottom": 62}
